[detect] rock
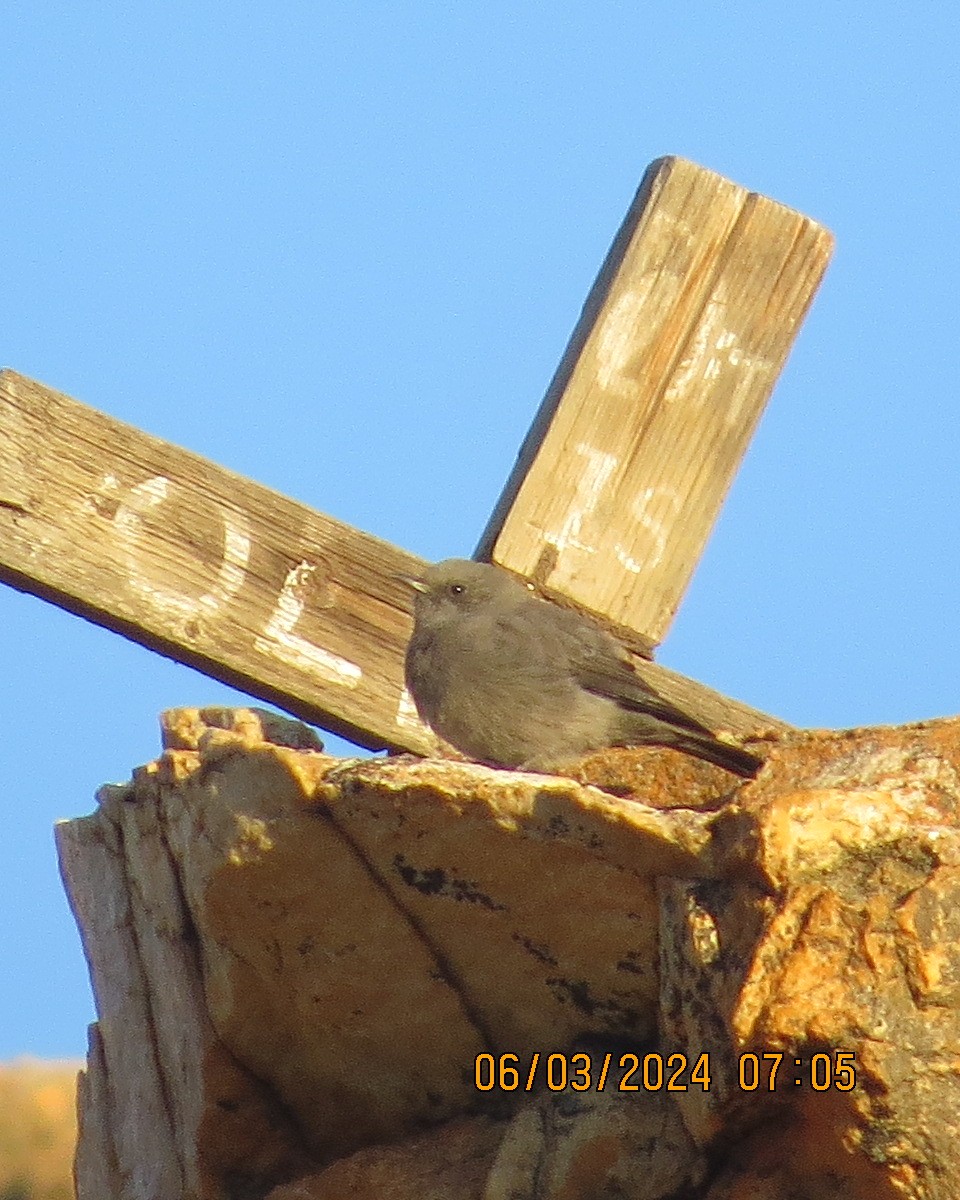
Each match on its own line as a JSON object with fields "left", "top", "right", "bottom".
{"left": 662, "top": 721, "right": 960, "bottom": 1198}
{"left": 264, "top": 1118, "right": 502, "bottom": 1200}
{"left": 56, "top": 709, "right": 960, "bottom": 1198}
{"left": 485, "top": 1080, "right": 706, "bottom": 1199}
{"left": 159, "top": 706, "right": 324, "bottom": 753}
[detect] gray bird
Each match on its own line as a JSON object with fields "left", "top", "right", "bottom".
{"left": 403, "top": 558, "right": 761, "bottom": 778}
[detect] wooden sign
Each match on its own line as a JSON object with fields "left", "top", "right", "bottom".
{"left": 0, "top": 158, "right": 832, "bottom": 751}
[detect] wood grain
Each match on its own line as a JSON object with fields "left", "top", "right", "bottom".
{"left": 0, "top": 370, "right": 783, "bottom": 744}
{"left": 0, "top": 369, "right": 437, "bottom": 754}
{"left": 476, "top": 156, "right": 834, "bottom": 647}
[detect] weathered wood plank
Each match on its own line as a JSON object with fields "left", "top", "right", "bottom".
{"left": 476, "top": 156, "right": 834, "bottom": 648}
{"left": 0, "top": 369, "right": 436, "bottom": 754}
{"left": 0, "top": 370, "right": 783, "bottom": 743}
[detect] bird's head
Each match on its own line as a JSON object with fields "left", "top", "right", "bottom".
{"left": 401, "top": 558, "right": 529, "bottom": 622}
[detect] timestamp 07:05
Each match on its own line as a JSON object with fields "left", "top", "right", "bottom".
{"left": 474, "top": 1051, "right": 857, "bottom": 1093}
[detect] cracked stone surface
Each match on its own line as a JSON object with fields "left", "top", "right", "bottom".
{"left": 57, "top": 707, "right": 960, "bottom": 1200}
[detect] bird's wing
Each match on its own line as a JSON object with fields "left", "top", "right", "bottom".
{"left": 553, "top": 608, "right": 713, "bottom": 735}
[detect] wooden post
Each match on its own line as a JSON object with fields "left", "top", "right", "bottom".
{"left": 477, "top": 158, "right": 833, "bottom": 647}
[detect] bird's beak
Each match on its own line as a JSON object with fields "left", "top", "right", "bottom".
{"left": 395, "top": 571, "right": 429, "bottom": 594}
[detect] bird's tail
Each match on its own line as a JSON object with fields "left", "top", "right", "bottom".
{"left": 670, "top": 730, "right": 762, "bottom": 778}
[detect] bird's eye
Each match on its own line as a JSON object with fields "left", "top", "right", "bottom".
{"left": 449, "top": 583, "right": 465, "bottom": 596}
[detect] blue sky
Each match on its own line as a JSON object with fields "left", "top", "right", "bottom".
{"left": 2, "top": 4, "right": 959, "bottom": 1057}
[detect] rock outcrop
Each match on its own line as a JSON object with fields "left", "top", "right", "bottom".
{"left": 56, "top": 707, "right": 960, "bottom": 1199}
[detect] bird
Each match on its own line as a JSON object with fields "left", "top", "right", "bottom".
{"left": 402, "top": 558, "right": 762, "bottom": 778}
